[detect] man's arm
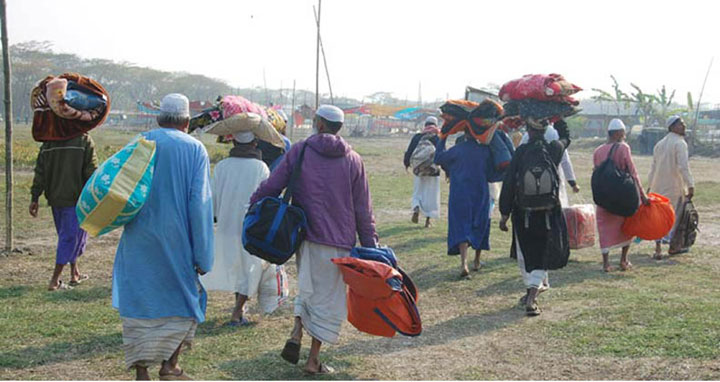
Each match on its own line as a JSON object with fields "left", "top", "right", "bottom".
{"left": 676, "top": 140, "right": 695, "bottom": 198}
{"left": 189, "top": 147, "right": 214, "bottom": 275}
{"left": 433, "top": 137, "right": 453, "bottom": 167}
{"left": 30, "top": 144, "right": 46, "bottom": 217}
{"left": 352, "top": 156, "right": 378, "bottom": 247}
{"left": 249, "top": 142, "right": 298, "bottom": 205}
{"left": 82, "top": 135, "right": 99, "bottom": 183}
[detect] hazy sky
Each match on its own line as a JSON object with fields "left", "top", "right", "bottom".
{"left": 7, "top": 0, "right": 720, "bottom": 105}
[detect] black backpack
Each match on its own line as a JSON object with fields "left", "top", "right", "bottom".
{"left": 516, "top": 140, "right": 560, "bottom": 214}
{"left": 591, "top": 143, "right": 639, "bottom": 217}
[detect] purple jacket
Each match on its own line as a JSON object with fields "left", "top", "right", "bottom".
{"left": 250, "top": 133, "right": 378, "bottom": 250}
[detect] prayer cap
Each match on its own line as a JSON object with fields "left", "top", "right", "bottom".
{"left": 425, "top": 116, "right": 439, "bottom": 126}
{"left": 160, "top": 93, "right": 190, "bottom": 118}
{"left": 666, "top": 115, "right": 681, "bottom": 128}
{"left": 608, "top": 118, "right": 626, "bottom": 132}
{"left": 233, "top": 131, "right": 255, "bottom": 144}
{"left": 316, "top": 104, "right": 344, "bottom": 123}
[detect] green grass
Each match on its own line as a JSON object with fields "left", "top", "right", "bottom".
{"left": 1, "top": 127, "right": 719, "bottom": 380}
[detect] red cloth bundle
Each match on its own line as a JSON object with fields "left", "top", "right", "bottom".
{"left": 622, "top": 193, "right": 676, "bottom": 241}
{"left": 499, "top": 73, "right": 581, "bottom": 105}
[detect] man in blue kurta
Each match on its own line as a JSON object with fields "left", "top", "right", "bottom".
{"left": 112, "top": 94, "right": 214, "bottom": 381}
{"left": 434, "top": 128, "right": 492, "bottom": 279}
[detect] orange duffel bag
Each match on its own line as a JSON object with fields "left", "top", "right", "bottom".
{"left": 622, "top": 192, "right": 676, "bottom": 240}
{"left": 332, "top": 257, "right": 421, "bottom": 338}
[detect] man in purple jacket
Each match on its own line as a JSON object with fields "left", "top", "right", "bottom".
{"left": 250, "top": 105, "right": 378, "bottom": 375}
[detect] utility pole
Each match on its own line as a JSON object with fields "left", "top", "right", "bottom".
{"left": 693, "top": 57, "right": 713, "bottom": 149}
{"left": 314, "top": 0, "right": 321, "bottom": 109}
{"left": 1, "top": 0, "right": 13, "bottom": 253}
{"left": 290, "top": 80, "right": 296, "bottom": 140}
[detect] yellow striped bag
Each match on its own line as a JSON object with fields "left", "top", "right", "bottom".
{"left": 76, "top": 135, "right": 156, "bottom": 237}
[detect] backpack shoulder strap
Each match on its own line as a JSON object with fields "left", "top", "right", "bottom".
{"left": 282, "top": 143, "right": 308, "bottom": 203}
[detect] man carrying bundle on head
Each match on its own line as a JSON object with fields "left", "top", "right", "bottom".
{"left": 434, "top": 100, "right": 503, "bottom": 279}
{"left": 250, "top": 105, "right": 378, "bottom": 375}
{"left": 498, "top": 117, "right": 572, "bottom": 316}
{"left": 403, "top": 116, "right": 442, "bottom": 228}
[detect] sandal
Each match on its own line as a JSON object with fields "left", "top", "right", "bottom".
{"left": 226, "top": 317, "right": 252, "bottom": 328}
{"left": 525, "top": 303, "right": 541, "bottom": 317}
{"left": 619, "top": 262, "right": 633, "bottom": 271}
{"left": 48, "top": 280, "right": 73, "bottom": 291}
{"left": 159, "top": 369, "right": 193, "bottom": 380}
{"left": 280, "top": 339, "right": 301, "bottom": 365}
{"left": 459, "top": 270, "right": 471, "bottom": 280}
{"left": 69, "top": 274, "right": 89, "bottom": 286}
{"left": 603, "top": 265, "right": 614, "bottom": 273}
{"left": 304, "top": 363, "right": 335, "bottom": 375}
{"left": 653, "top": 253, "right": 663, "bottom": 260}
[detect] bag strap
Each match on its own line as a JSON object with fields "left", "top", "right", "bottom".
{"left": 606, "top": 143, "right": 619, "bottom": 163}
{"left": 282, "top": 143, "right": 308, "bottom": 203}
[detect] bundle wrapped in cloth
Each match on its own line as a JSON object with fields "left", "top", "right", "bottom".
{"left": 499, "top": 73, "right": 582, "bottom": 105}
{"left": 502, "top": 98, "right": 581, "bottom": 123}
{"left": 76, "top": 135, "right": 156, "bottom": 237}
{"left": 439, "top": 98, "right": 504, "bottom": 143}
{"left": 31, "top": 73, "right": 110, "bottom": 142}
{"left": 189, "top": 95, "right": 284, "bottom": 147}
{"left": 563, "top": 204, "right": 597, "bottom": 249}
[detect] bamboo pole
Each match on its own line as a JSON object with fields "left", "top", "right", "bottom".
{"left": 1, "top": 0, "right": 13, "bottom": 252}
{"left": 693, "top": 58, "right": 713, "bottom": 147}
{"left": 313, "top": 5, "right": 333, "bottom": 105}
{"left": 314, "top": 0, "right": 321, "bottom": 109}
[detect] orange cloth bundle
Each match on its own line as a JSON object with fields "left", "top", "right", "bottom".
{"left": 439, "top": 99, "right": 504, "bottom": 143}
{"left": 622, "top": 193, "right": 676, "bottom": 240}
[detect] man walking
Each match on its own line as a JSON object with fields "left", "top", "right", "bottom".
{"left": 30, "top": 132, "right": 98, "bottom": 290}
{"left": 251, "top": 105, "right": 378, "bottom": 375}
{"left": 404, "top": 116, "right": 441, "bottom": 227}
{"left": 112, "top": 94, "right": 214, "bottom": 380}
{"left": 499, "top": 118, "right": 572, "bottom": 316}
{"left": 647, "top": 115, "right": 695, "bottom": 258}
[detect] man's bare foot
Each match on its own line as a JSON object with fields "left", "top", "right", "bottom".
{"left": 135, "top": 366, "right": 151, "bottom": 380}
{"left": 48, "top": 280, "right": 72, "bottom": 291}
{"left": 460, "top": 268, "right": 471, "bottom": 280}
{"left": 304, "top": 358, "right": 334, "bottom": 375}
{"left": 619, "top": 261, "right": 633, "bottom": 271}
{"left": 424, "top": 218, "right": 432, "bottom": 228}
{"left": 653, "top": 253, "right": 663, "bottom": 260}
{"left": 472, "top": 258, "right": 485, "bottom": 271}
{"left": 603, "top": 264, "right": 614, "bottom": 272}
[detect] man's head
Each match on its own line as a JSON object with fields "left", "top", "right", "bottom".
{"left": 232, "top": 131, "right": 256, "bottom": 147}
{"left": 608, "top": 118, "right": 626, "bottom": 141}
{"left": 424, "top": 116, "right": 438, "bottom": 127}
{"left": 667, "top": 115, "right": 686, "bottom": 135}
{"left": 157, "top": 93, "right": 190, "bottom": 131}
{"left": 313, "top": 104, "right": 344, "bottom": 135}
{"left": 525, "top": 117, "right": 548, "bottom": 139}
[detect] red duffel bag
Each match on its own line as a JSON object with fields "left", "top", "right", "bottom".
{"left": 622, "top": 193, "right": 676, "bottom": 240}
{"left": 563, "top": 204, "right": 596, "bottom": 250}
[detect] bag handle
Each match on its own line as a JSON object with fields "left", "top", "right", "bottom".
{"left": 282, "top": 142, "right": 308, "bottom": 203}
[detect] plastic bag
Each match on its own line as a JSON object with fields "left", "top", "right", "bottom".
{"left": 563, "top": 204, "right": 596, "bottom": 250}
{"left": 622, "top": 193, "right": 676, "bottom": 241}
{"left": 257, "top": 265, "right": 290, "bottom": 314}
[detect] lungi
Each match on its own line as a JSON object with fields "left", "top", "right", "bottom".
{"left": 411, "top": 175, "right": 440, "bottom": 219}
{"left": 52, "top": 206, "right": 88, "bottom": 265}
{"left": 121, "top": 316, "right": 197, "bottom": 369}
{"left": 515, "top": 232, "right": 548, "bottom": 289}
{"left": 294, "top": 241, "right": 348, "bottom": 345}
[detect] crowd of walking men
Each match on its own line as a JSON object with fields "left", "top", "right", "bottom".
{"left": 30, "top": 92, "right": 694, "bottom": 379}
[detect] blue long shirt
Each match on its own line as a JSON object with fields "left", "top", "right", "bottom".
{"left": 434, "top": 138, "right": 491, "bottom": 255}
{"left": 112, "top": 128, "right": 214, "bottom": 322}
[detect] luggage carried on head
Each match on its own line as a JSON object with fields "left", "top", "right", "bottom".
{"left": 76, "top": 135, "right": 156, "bottom": 237}
{"left": 669, "top": 198, "right": 699, "bottom": 253}
{"left": 591, "top": 143, "right": 639, "bottom": 217}
{"left": 410, "top": 134, "right": 440, "bottom": 176}
{"left": 439, "top": 99, "right": 504, "bottom": 144}
{"left": 333, "top": 245, "right": 421, "bottom": 338}
{"left": 622, "top": 193, "right": 675, "bottom": 241}
{"left": 31, "top": 72, "right": 110, "bottom": 142}
{"left": 516, "top": 140, "right": 560, "bottom": 214}
{"left": 499, "top": 73, "right": 582, "bottom": 104}
{"left": 243, "top": 144, "right": 308, "bottom": 265}
{"left": 563, "top": 204, "right": 597, "bottom": 249}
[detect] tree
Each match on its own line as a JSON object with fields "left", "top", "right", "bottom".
{"left": 591, "top": 75, "right": 629, "bottom": 116}
{"left": 629, "top": 83, "right": 657, "bottom": 127}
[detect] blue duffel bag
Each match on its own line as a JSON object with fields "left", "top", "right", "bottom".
{"left": 351, "top": 246, "right": 398, "bottom": 269}
{"left": 243, "top": 144, "right": 308, "bottom": 265}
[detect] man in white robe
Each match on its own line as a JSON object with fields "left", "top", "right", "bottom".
{"left": 201, "top": 131, "right": 281, "bottom": 326}
{"left": 647, "top": 115, "right": 695, "bottom": 258}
